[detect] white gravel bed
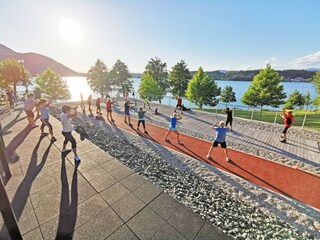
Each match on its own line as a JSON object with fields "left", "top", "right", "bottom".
{"left": 50, "top": 106, "right": 319, "bottom": 239}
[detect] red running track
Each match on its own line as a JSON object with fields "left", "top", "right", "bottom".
{"left": 101, "top": 109, "right": 320, "bottom": 210}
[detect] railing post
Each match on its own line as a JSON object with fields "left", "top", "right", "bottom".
{"left": 169, "top": 97, "right": 171, "bottom": 106}
{"left": 274, "top": 111, "right": 278, "bottom": 124}
{"left": 301, "top": 115, "right": 307, "bottom": 129}
{"left": 251, "top": 109, "right": 254, "bottom": 120}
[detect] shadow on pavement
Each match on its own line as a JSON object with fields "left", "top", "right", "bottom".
{"left": 0, "top": 136, "right": 52, "bottom": 237}
{"left": 55, "top": 154, "right": 78, "bottom": 239}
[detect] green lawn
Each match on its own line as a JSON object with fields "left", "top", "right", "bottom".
{"left": 197, "top": 108, "right": 320, "bottom": 131}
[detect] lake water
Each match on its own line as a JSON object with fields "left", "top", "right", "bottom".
{"left": 18, "top": 77, "right": 318, "bottom": 110}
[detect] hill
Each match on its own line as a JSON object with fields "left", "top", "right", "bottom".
{"left": 191, "top": 69, "right": 316, "bottom": 82}
{"left": 0, "top": 44, "right": 81, "bottom": 77}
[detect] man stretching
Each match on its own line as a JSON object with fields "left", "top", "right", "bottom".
{"left": 207, "top": 120, "right": 230, "bottom": 162}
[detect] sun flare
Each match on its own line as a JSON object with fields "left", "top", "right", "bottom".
{"left": 59, "top": 19, "right": 83, "bottom": 43}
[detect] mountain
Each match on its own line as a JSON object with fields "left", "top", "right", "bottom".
{"left": 0, "top": 44, "right": 81, "bottom": 77}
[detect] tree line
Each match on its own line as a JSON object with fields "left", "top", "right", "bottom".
{"left": 1, "top": 57, "right": 320, "bottom": 113}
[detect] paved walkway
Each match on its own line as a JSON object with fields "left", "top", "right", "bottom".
{"left": 0, "top": 109, "right": 230, "bottom": 239}
{"left": 96, "top": 107, "right": 320, "bottom": 210}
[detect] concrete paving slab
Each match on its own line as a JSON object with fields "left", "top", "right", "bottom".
{"left": 109, "top": 164, "right": 135, "bottom": 181}
{"left": 133, "top": 181, "right": 162, "bottom": 204}
{"left": 100, "top": 182, "right": 130, "bottom": 206}
{"left": 151, "top": 222, "right": 186, "bottom": 240}
{"left": 120, "top": 173, "right": 147, "bottom": 191}
{"left": 89, "top": 172, "right": 117, "bottom": 192}
{"left": 168, "top": 206, "right": 205, "bottom": 240}
{"left": 149, "top": 192, "right": 182, "bottom": 220}
{"left": 127, "top": 206, "right": 166, "bottom": 240}
{"left": 83, "top": 207, "right": 123, "bottom": 239}
{"left": 111, "top": 193, "right": 145, "bottom": 222}
{"left": 195, "top": 220, "right": 233, "bottom": 240}
{"left": 22, "top": 227, "right": 43, "bottom": 240}
{"left": 106, "top": 224, "right": 139, "bottom": 240}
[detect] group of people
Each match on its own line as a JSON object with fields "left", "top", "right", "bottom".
{"left": 23, "top": 93, "right": 81, "bottom": 162}
{"left": 22, "top": 91, "right": 295, "bottom": 166}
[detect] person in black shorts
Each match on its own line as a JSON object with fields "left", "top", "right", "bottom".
{"left": 174, "top": 97, "right": 183, "bottom": 114}
{"left": 222, "top": 108, "right": 233, "bottom": 131}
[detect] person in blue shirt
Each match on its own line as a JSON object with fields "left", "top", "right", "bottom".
{"left": 206, "top": 120, "right": 230, "bottom": 161}
{"left": 38, "top": 98, "right": 57, "bottom": 142}
{"left": 164, "top": 113, "right": 182, "bottom": 144}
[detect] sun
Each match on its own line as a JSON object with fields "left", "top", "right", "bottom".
{"left": 59, "top": 19, "right": 83, "bottom": 43}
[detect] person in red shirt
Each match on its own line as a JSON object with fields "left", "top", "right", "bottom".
{"left": 96, "top": 97, "right": 102, "bottom": 115}
{"left": 106, "top": 98, "right": 115, "bottom": 122}
{"left": 174, "top": 97, "right": 183, "bottom": 114}
{"left": 280, "top": 110, "right": 294, "bottom": 143}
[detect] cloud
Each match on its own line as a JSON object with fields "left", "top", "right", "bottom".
{"left": 294, "top": 51, "right": 320, "bottom": 67}
{"left": 264, "top": 57, "right": 278, "bottom": 65}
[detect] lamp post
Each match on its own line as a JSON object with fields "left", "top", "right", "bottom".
{"left": 18, "top": 60, "right": 28, "bottom": 91}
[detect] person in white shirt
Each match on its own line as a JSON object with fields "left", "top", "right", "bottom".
{"left": 60, "top": 105, "right": 80, "bottom": 162}
{"left": 23, "top": 93, "right": 38, "bottom": 127}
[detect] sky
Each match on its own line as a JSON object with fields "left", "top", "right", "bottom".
{"left": 1, "top": 0, "right": 320, "bottom": 73}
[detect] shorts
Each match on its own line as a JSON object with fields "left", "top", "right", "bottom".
{"left": 96, "top": 105, "right": 101, "bottom": 111}
{"left": 176, "top": 104, "right": 182, "bottom": 108}
{"left": 283, "top": 126, "right": 290, "bottom": 134}
{"left": 40, "top": 118, "right": 53, "bottom": 130}
{"left": 212, "top": 141, "right": 227, "bottom": 148}
{"left": 124, "top": 109, "right": 130, "bottom": 115}
{"left": 25, "top": 110, "right": 34, "bottom": 118}
{"left": 107, "top": 110, "right": 112, "bottom": 113}
{"left": 169, "top": 126, "right": 177, "bottom": 131}
{"left": 138, "top": 120, "right": 145, "bottom": 127}
{"left": 62, "top": 131, "right": 77, "bottom": 149}
{"left": 226, "top": 118, "right": 233, "bottom": 126}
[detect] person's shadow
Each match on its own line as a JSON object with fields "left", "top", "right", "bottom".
{"left": 55, "top": 154, "right": 78, "bottom": 239}
{"left": 0, "top": 136, "right": 52, "bottom": 237}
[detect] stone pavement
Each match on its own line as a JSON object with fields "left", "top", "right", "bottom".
{"left": 0, "top": 108, "right": 231, "bottom": 239}
{"left": 120, "top": 98, "right": 320, "bottom": 166}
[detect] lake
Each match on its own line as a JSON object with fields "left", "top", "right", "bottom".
{"left": 18, "top": 77, "right": 318, "bottom": 110}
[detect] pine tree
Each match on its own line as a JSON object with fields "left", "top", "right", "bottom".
{"left": 86, "top": 59, "right": 110, "bottom": 97}
{"left": 169, "top": 60, "right": 191, "bottom": 97}
{"left": 109, "top": 60, "right": 132, "bottom": 97}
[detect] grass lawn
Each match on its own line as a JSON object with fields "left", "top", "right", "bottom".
{"left": 197, "top": 108, "right": 320, "bottom": 131}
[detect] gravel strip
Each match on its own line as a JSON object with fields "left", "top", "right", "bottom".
{"left": 50, "top": 106, "right": 319, "bottom": 239}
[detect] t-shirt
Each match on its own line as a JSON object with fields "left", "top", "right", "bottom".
{"left": 60, "top": 112, "right": 74, "bottom": 132}
{"left": 138, "top": 111, "right": 146, "bottom": 120}
{"left": 226, "top": 110, "right": 233, "bottom": 119}
{"left": 23, "top": 98, "right": 36, "bottom": 111}
{"left": 124, "top": 101, "right": 130, "bottom": 110}
{"left": 284, "top": 114, "right": 294, "bottom": 127}
{"left": 214, "top": 127, "right": 228, "bottom": 142}
{"left": 177, "top": 98, "right": 182, "bottom": 105}
{"left": 96, "top": 99, "right": 101, "bottom": 106}
{"left": 144, "top": 98, "right": 149, "bottom": 104}
{"left": 170, "top": 117, "right": 177, "bottom": 128}
{"left": 106, "top": 101, "right": 112, "bottom": 110}
{"left": 88, "top": 96, "right": 92, "bottom": 104}
{"left": 40, "top": 105, "right": 49, "bottom": 119}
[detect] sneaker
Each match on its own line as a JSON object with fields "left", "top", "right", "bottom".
{"left": 137, "top": 128, "right": 140, "bottom": 131}
{"left": 280, "top": 139, "right": 287, "bottom": 143}
{"left": 51, "top": 136, "right": 57, "bottom": 142}
{"left": 74, "top": 155, "right": 81, "bottom": 161}
{"left": 206, "top": 155, "right": 211, "bottom": 159}
{"left": 129, "top": 123, "right": 133, "bottom": 127}
{"left": 41, "top": 132, "right": 49, "bottom": 136}
{"left": 226, "top": 157, "right": 230, "bottom": 162}
{"left": 30, "top": 123, "right": 39, "bottom": 128}
{"left": 62, "top": 148, "right": 71, "bottom": 153}
{"left": 164, "top": 139, "right": 170, "bottom": 142}
{"left": 177, "top": 141, "right": 183, "bottom": 145}
{"left": 144, "top": 131, "right": 148, "bottom": 134}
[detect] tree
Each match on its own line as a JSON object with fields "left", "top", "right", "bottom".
{"left": 312, "top": 71, "right": 320, "bottom": 109}
{"left": 34, "top": 68, "right": 70, "bottom": 100}
{"left": 86, "top": 59, "right": 110, "bottom": 97}
{"left": 139, "top": 72, "right": 165, "bottom": 101}
{"left": 144, "top": 57, "right": 169, "bottom": 102}
{"left": 109, "top": 60, "right": 132, "bottom": 97}
{"left": 0, "top": 58, "right": 29, "bottom": 91}
{"left": 241, "top": 64, "right": 286, "bottom": 115}
{"left": 303, "top": 92, "right": 311, "bottom": 110}
{"left": 220, "top": 85, "right": 236, "bottom": 107}
{"left": 168, "top": 60, "right": 191, "bottom": 97}
{"left": 186, "top": 67, "right": 220, "bottom": 110}
{"left": 283, "top": 90, "right": 304, "bottom": 109}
